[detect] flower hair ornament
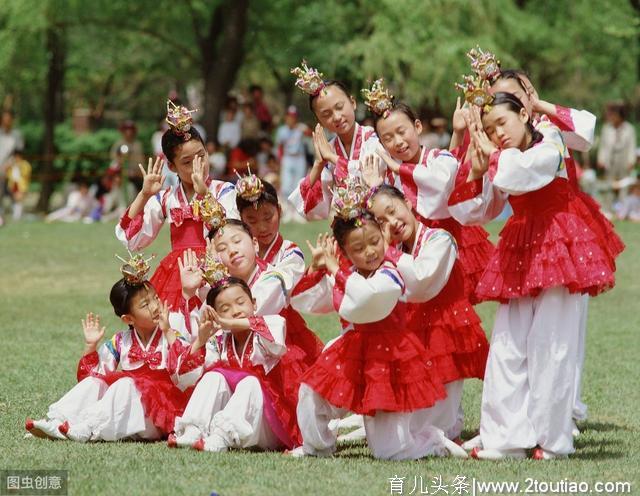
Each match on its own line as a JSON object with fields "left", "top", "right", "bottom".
{"left": 331, "top": 176, "right": 368, "bottom": 226}
{"left": 165, "top": 100, "right": 198, "bottom": 141}
{"left": 291, "top": 60, "right": 326, "bottom": 96}
{"left": 361, "top": 78, "right": 394, "bottom": 118}
{"left": 235, "top": 166, "right": 264, "bottom": 207}
{"left": 191, "top": 193, "right": 227, "bottom": 230}
{"left": 200, "top": 252, "right": 231, "bottom": 288}
{"left": 466, "top": 45, "right": 501, "bottom": 82}
{"left": 455, "top": 74, "right": 494, "bottom": 113}
{"left": 116, "top": 250, "right": 156, "bottom": 286}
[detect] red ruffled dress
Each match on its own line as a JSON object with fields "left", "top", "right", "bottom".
{"left": 77, "top": 329, "right": 189, "bottom": 435}
{"left": 300, "top": 265, "right": 448, "bottom": 416}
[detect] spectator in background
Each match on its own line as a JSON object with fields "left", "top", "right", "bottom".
{"left": 250, "top": 85, "right": 272, "bottom": 132}
{"left": 110, "top": 120, "right": 145, "bottom": 200}
{"left": 598, "top": 102, "right": 637, "bottom": 208}
{"left": 241, "top": 102, "right": 261, "bottom": 140}
{"left": 614, "top": 181, "right": 640, "bottom": 221}
{"left": 420, "top": 117, "right": 450, "bottom": 149}
{"left": 275, "top": 106, "right": 308, "bottom": 222}
{"left": 0, "top": 110, "right": 23, "bottom": 226}
{"left": 226, "top": 138, "right": 259, "bottom": 181}
{"left": 207, "top": 140, "right": 227, "bottom": 179}
{"left": 256, "top": 137, "right": 275, "bottom": 177}
{"left": 5, "top": 147, "right": 31, "bottom": 221}
{"left": 45, "top": 178, "right": 97, "bottom": 223}
{"left": 217, "top": 106, "right": 242, "bottom": 150}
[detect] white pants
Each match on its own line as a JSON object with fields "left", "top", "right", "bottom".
{"left": 297, "top": 383, "right": 449, "bottom": 460}
{"left": 174, "top": 372, "right": 281, "bottom": 450}
{"left": 573, "top": 295, "right": 589, "bottom": 421}
{"left": 419, "top": 380, "right": 464, "bottom": 440}
{"left": 48, "top": 376, "right": 161, "bottom": 441}
{"left": 480, "top": 287, "right": 581, "bottom": 455}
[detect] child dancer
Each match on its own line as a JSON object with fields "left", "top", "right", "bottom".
{"left": 448, "top": 80, "right": 615, "bottom": 459}
{"left": 26, "top": 254, "right": 190, "bottom": 442}
{"left": 168, "top": 259, "right": 301, "bottom": 452}
{"left": 288, "top": 62, "right": 380, "bottom": 219}
{"left": 291, "top": 180, "right": 467, "bottom": 460}
{"left": 116, "top": 101, "right": 239, "bottom": 308}
{"left": 361, "top": 79, "right": 494, "bottom": 301}
{"left": 235, "top": 173, "right": 305, "bottom": 288}
{"left": 365, "top": 183, "right": 489, "bottom": 441}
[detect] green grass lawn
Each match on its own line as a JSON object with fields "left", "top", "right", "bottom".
{"left": 0, "top": 220, "right": 638, "bottom": 496}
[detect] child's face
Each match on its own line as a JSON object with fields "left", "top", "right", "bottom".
{"left": 312, "top": 85, "right": 356, "bottom": 137}
{"left": 240, "top": 202, "right": 281, "bottom": 249}
{"left": 482, "top": 104, "right": 529, "bottom": 151}
{"left": 377, "top": 111, "right": 422, "bottom": 163}
{"left": 342, "top": 221, "right": 386, "bottom": 274}
{"left": 212, "top": 225, "right": 259, "bottom": 280}
{"left": 122, "top": 285, "right": 161, "bottom": 333}
{"left": 490, "top": 78, "right": 533, "bottom": 115}
{"left": 213, "top": 285, "right": 256, "bottom": 320}
{"left": 368, "top": 193, "right": 416, "bottom": 244}
{"left": 169, "top": 139, "right": 209, "bottom": 184}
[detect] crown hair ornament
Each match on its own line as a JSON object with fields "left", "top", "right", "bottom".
{"left": 361, "top": 78, "right": 394, "bottom": 118}
{"left": 165, "top": 100, "right": 198, "bottom": 141}
{"left": 466, "top": 45, "right": 501, "bottom": 82}
{"left": 331, "top": 176, "right": 369, "bottom": 225}
{"left": 191, "top": 192, "right": 227, "bottom": 230}
{"left": 455, "top": 74, "right": 495, "bottom": 113}
{"left": 235, "top": 166, "right": 264, "bottom": 206}
{"left": 116, "top": 250, "right": 156, "bottom": 286}
{"left": 291, "top": 60, "right": 326, "bottom": 96}
{"left": 200, "top": 252, "right": 231, "bottom": 288}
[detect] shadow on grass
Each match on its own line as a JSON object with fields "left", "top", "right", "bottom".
{"left": 577, "top": 420, "right": 631, "bottom": 433}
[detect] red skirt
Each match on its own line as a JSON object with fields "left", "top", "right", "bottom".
{"left": 301, "top": 327, "right": 447, "bottom": 416}
{"left": 97, "top": 366, "right": 189, "bottom": 435}
{"left": 476, "top": 179, "right": 616, "bottom": 303}
{"left": 150, "top": 247, "right": 206, "bottom": 310}
{"left": 408, "top": 265, "right": 489, "bottom": 384}
{"left": 418, "top": 215, "right": 494, "bottom": 304}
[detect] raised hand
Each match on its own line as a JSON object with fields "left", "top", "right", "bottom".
{"left": 468, "top": 138, "right": 490, "bottom": 181}
{"left": 375, "top": 145, "right": 400, "bottom": 174}
{"left": 322, "top": 236, "right": 340, "bottom": 274}
{"left": 360, "top": 153, "right": 385, "bottom": 188}
{"left": 313, "top": 124, "right": 339, "bottom": 165}
{"left": 82, "top": 312, "right": 105, "bottom": 348}
{"left": 306, "top": 232, "right": 329, "bottom": 272}
{"left": 194, "top": 306, "right": 219, "bottom": 349}
{"left": 452, "top": 97, "right": 471, "bottom": 134}
{"left": 139, "top": 157, "right": 165, "bottom": 197}
{"left": 468, "top": 107, "right": 497, "bottom": 156}
{"left": 191, "top": 155, "right": 209, "bottom": 196}
{"left": 178, "top": 249, "right": 203, "bottom": 298}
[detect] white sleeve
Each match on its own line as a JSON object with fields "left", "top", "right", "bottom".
{"left": 250, "top": 315, "right": 287, "bottom": 374}
{"left": 115, "top": 191, "right": 167, "bottom": 250}
{"left": 336, "top": 265, "right": 404, "bottom": 324}
{"left": 290, "top": 271, "right": 335, "bottom": 314}
{"left": 253, "top": 270, "right": 289, "bottom": 315}
{"left": 448, "top": 176, "right": 508, "bottom": 225}
{"left": 395, "top": 229, "right": 457, "bottom": 302}
{"left": 273, "top": 244, "right": 306, "bottom": 289}
{"left": 288, "top": 165, "right": 334, "bottom": 220}
{"left": 492, "top": 124, "right": 566, "bottom": 196}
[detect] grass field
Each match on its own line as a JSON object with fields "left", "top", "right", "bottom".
{"left": 0, "top": 219, "right": 638, "bottom": 496}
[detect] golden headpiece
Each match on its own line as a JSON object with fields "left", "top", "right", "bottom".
{"left": 191, "top": 192, "right": 227, "bottom": 230}
{"left": 165, "top": 100, "right": 198, "bottom": 140}
{"left": 332, "top": 177, "right": 368, "bottom": 224}
{"left": 200, "top": 252, "right": 231, "bottom": 288}
{"left": 291, "top": 60, "right": 326, "bottom": 96}
{"left": 455, "top": 74, "right": 494, "bottom": 113}
{"left": 235, "top": 166, "right": 264, "bottom": 205}
{"left": 362, "top": 78, "right": 394, "bottom": 118}
{"left": 116, "top": 251, "right": 155, "bottom": 286}
{"left": 466, "top": 46, "right": 501, "bottom": 82}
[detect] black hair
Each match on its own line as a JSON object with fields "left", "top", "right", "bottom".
{"left": 368, "top": 184, "right": 406, "bottom": 203}
{"left": 493, "top": 68, "right": 529, "bottom": 91}
{"left": 309, "top": 80, "right": 351, "bottom": 113}
{"left": 161, "top": 126, "right": 206, "bottom": 163}
{"left": 205, "top": 277, "right": 253, "bottom": 308}
{"left": 372, "top": 102, "right": 419, "bottom": 133}
{"left": 109, "top": 279, "right": 154, "bottom": 318}
{"left": 236, "top": 179, "right": 280, "bottom": 213}
{"left": 332, "top": 212, "right": 379, "bottom": 250}
{"left": 249, "top": 85, "right": 263, "bottom": 94}
{"left": 487, "top": 92, "right": 543, "bottom": 148}
{"left": 207, "top": 218, "right": 253, "bottom": 240}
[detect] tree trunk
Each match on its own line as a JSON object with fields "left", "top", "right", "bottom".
{"left": 37, "top": 24, "right": 65, "bottom": 212}
{"left": 201, "top": 0, "right": 249, "bottom": 140}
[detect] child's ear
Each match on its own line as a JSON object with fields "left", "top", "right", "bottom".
{"left": 404, "top": 198, "right": 413, "bottom": 211}
{"left": 167, "top": 162, "right": 177, "bottom": 173}
{"left": 519, "top": 108, "right": 529, "bottom": 124}
{"left": 350, "top": 96, "right": 357, "bottom": 109}
{"left": 414, "top": 119, "right": 423, "bottom": 134}
{"left": 120, "top": 314, "right": 134, "bottom": 327}
{"left": 252, "top": 237, "right": 260, "bottom": 254}
{"left": 252, "top": 298, "right": 257, "bottom": 312}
